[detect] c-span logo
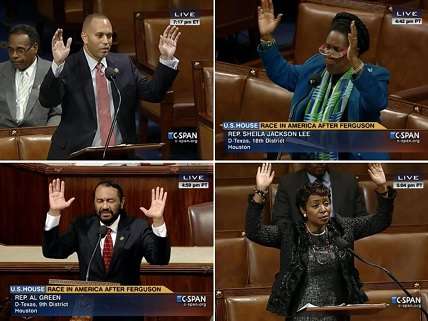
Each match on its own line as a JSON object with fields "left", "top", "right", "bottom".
{"left": 176, "top": 295, "right": 207, "bottom": 307}
{"left": 388, "top": 131, "right": 420, "bottom": 144}
{"left": 391, "top": 296, "right": 421, "bottom": 308}
{"left": 167, "top": 130, "right": 198, "bottom": 144}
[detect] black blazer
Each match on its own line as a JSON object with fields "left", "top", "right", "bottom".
{"left": 42, "top": 213, "right": 170, "bottom": 285}
{"left": 39, "top": 50, "right": 178, "bottom": 159}
{"left": 271, "top": 170, "right": 368, "bottom": 224}
{"left": 246, "top": 189, "right": 396, "bottom": 316}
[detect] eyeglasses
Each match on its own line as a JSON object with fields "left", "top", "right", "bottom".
{"left": 8, "top": 45, "right": 34, "bottom": 56}
{"left": 318, "top": 43, "right": 347, "bottom": 59}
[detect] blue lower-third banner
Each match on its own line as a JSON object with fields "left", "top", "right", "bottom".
{"left": 10, "top": 285, "right": 212, "bottom": 316}
{"left": 224, "top": 130, "right": 427, "bottom": 153}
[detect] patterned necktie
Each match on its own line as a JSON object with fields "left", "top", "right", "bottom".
{"left": 16, "top": 71, "right": 29, "bottom": 121}
{"left": 95, "top": 63, "right": 115, "bottom": 145}
{"left": 102, "top": 228, "right": 113, "bottom": 271}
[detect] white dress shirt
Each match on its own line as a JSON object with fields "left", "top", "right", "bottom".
{"left": 45, "top": 212, "right": 167, "bottom": 252}
{"left": 15, "top": 57, "right": 37, "bottom": 122}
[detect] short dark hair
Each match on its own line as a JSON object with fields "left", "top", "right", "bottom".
{"left": 330, "top": 12, "right": 370, "bottom": 55}
{"left": 94, "top": 180, "right": 124, "bottom": 200}
{"left": 296, "top": 181, "right": 331, "bottom": 211}
{"left": 82, "top": 13, "right": 110, "bottom": 31}
{"left": 9, "top": 24, "right": 40, "bottom": 46}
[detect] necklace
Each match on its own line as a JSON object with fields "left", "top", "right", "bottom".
{"left": 305, "top": 223, "right": 327, "bottom": 236}
{"left": 305, "top": 225, "right": 335, "bottom": 265}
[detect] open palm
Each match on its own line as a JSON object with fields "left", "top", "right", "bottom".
{"left": 159, "top": 25, "right": 180, "bottom": 59}
{"left": 140, "top": 186, "right": 167, "bottom": 219}
{"left": 346, "top": 21, "right": 359, "bottom": 64}
{"left": 258, "top": 0, "right": 283, "bottom": 38}
{"left": 52, "top": 29, "right": 72, "bottom": 65}
{"left": 49, "top": 178, "right": 75, "bottom": 213}
{"left": 368, "top": 163, "right": 386, "bottom": 186}
{"left": 256, "top": 163, "right": 275, "bottom": 192}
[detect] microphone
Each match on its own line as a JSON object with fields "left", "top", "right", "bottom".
{"left": 99, "top": 225, "right": 108, "bottom": 238}
{"left": 309, "top": 73, "right": 321, "bottom": 87}
{"left": 336, "top": 237, "right": 428, "bottom": 319}
{"left": 275, "top": 74, "right": 319, "bottom": 161}
{"left": 85, "top": 226, "right": 108, "bottom": 281}
{"left": 103, "top": 67, "right": 122, "bottom": 159}
{"left": 335, "top": 237, "right": 351, "bottom": 251}
{"left": 105, "top": 67, "right": 119, "bottom": 81}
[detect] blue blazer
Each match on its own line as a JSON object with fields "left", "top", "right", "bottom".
{"left": 259, "top": 45, "right": 390, "bottom": 160}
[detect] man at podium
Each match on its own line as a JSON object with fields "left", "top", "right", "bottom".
{"left": 39, "top": 13, "right": 180, "bottom": 159}
{"left": 42, "top": 179, "right": 170, "bottom": 285}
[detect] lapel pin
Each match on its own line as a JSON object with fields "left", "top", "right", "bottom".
{"left": 120, "top": 236, "right": 124, "bottom": 241}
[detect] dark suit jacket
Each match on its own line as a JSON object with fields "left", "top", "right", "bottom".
{"left": 271, "top": 169, "right": 368, "bottom": 224}
{"left": 0, "top": 58, "right": 61, "bottom": 127}
{"left": 39, "top": 50, "right": 178, "bottom": 159}
{"left": 42, "top": 213, "right": 170, "bottom": 285}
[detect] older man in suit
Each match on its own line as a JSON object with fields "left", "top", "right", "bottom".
{"left": 43, "top": 179, "right": 170, "bottom": 284}
{"left": 39, "top": 13, "right": 180, "bottom": 159}
{"left": 0, "top": 24, "right": 61, "bottom": 128}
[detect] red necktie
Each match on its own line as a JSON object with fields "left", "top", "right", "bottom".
{"left": 95, "top": 63, "right": 115, "bottom": 145}
{"left": 102, "top": 228, "right": 113, "bottom": 271}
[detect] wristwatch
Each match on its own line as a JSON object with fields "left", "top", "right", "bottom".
{"left": 254, "top": 187, "right": 268, "bottom": 200}
{"left": 352, "top": 62, "right": 365, "bottom": 75}
{"left": 378, "top": 188, "right": 389, "bottom": 197}
{"left": 259, "top": 38, "right": 277, "bottom": 50}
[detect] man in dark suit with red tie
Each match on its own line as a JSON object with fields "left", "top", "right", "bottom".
{"left": 42, "top": 179, "right": 170, "bottom": 285}
{"left": 39, "top": 13, "right": 180, "bottom": 159}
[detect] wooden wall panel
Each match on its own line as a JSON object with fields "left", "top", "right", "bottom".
{"left": 0, "top": 164, "right": 213, "bottom": 246}
{"left": 0, "top": 165, "right": 49, "bottom": 245}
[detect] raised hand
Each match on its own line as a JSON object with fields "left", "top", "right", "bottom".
{"left": 256, "top": 163, "right": 275, "bottom": 192}
{"left": 347, "top": 21, "right": 362, "bottom": 68}
{"left": 139, "top": 186, "right": 167, "bottom": 226}
{"left": 49, "top": 178, "right": 75, "bottom": 216}
{"left": 368, "top": 163, "right": 387, "bottom": 193}
{"left": 159, "top": 25, "right": 181, "bottom": 60}
{"left": 258, "top": 0, "right": 283, "bottom": 40}
{"left": 52, "top": 29, "right": 72, "bottom": 65}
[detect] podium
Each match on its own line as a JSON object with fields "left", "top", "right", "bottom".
{"left": 48, "top": 278, "right": 120, "bottom": 286}
{"left": 49, "top": 279, "right": 121, "bottom": 321}
{"left": 300, "top": 303, "right": 389, "bottom": 320}
{"left": 69, "top": 143, "right": 164, "bottom": 160}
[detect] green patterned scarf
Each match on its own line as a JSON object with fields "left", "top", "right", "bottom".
{"left": 303, "top": 68, "right": 354, "bottom": 159}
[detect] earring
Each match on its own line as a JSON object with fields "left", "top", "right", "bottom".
{"left": 303, "top": 213, "right": 307, "bottom": 217}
